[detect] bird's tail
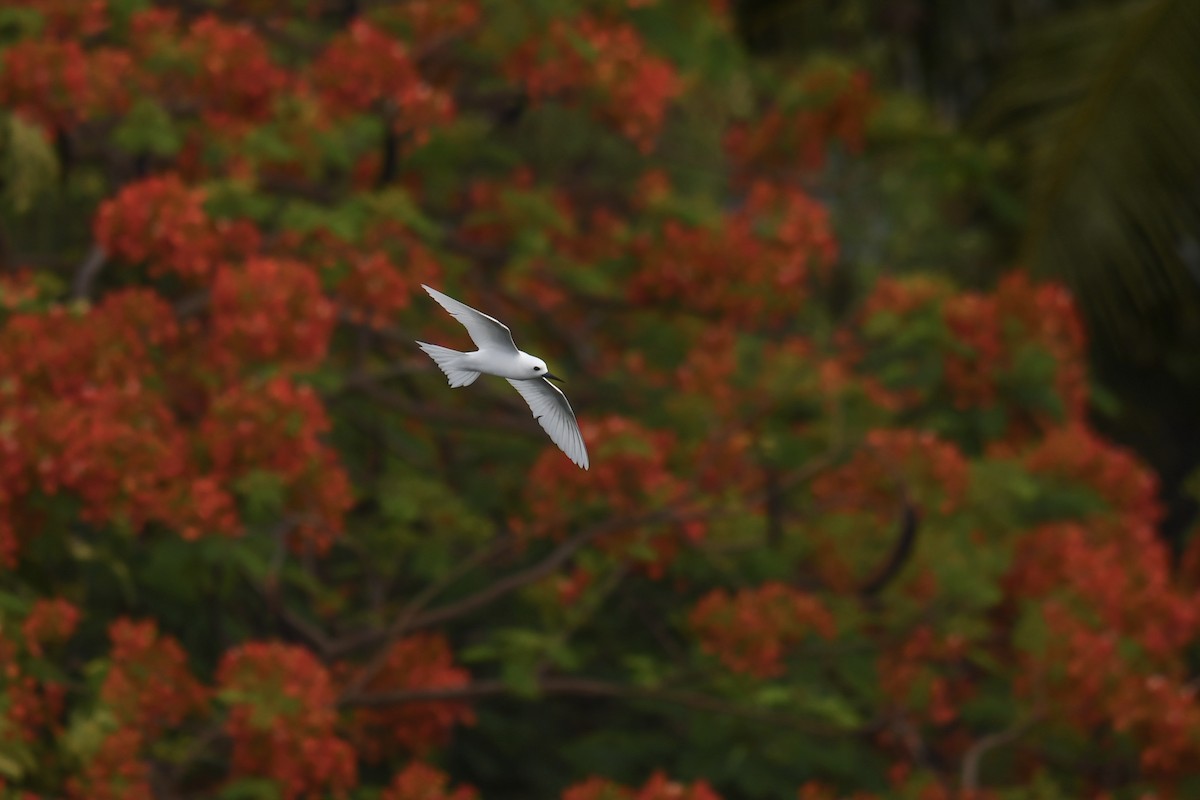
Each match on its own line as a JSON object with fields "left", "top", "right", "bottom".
{"left": 416, "top": 342, "right": 480, "bottom": 388}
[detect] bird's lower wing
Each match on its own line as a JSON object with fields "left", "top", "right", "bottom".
{"left": 421, "top": 284, "right": 519, "bottom": 354}
{"left": 506, "top": 378, "right": 589, "bottom": 470}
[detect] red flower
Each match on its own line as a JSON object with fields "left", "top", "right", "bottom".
{"left": 726, "top": 64, "right": 875, "bottom": 175}
{"left": 629, "top": 182, "right": 835, "bottom": 326}
{"left": 6, "top": 0, "right": 109, "bottom": 38}
{"left": 0, "top": 40, "right": 131, "bottom": 130}
{"left": 507, "top": 17, "right": 682, "bottom": 152}
{"left": 312, "top": 20, "right": 454, "bottom": 144}
{"left": 65, "top": 727, "right": 153, "bottom": 800}
{"left": 562, "top": 773, "right": 723, "bottom": 800}
{"left": 202, "top": 377, "right": 353, "bottom": 550}
{"left": 380, "top": 761, "right": 478, "bottom": 800}
{"left": 218, "top": 641, "right": 357, "bottom": 800}
{"left": 101, "top": 619, "right": 207, "bottom": 735}
{"left": 691, "top": 583, "right": 835, "bottom": 678}
{"left": 94, "top": 174, "right": 261, "bottom": 282}
{"left": 210, "top": 257, "right": 335, "bottom": 374}
{"left": 346, "top": 633, "right": 475, "bottom": 759}
{"left": 521, "top": 416, "right": 696, "bottom": 575}
{"left": 21, "top": 598, "right": 80, "bottom": 658}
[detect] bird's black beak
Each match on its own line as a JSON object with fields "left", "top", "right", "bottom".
{"left": 544, "top": 372, "right": 565, "bottom": 383}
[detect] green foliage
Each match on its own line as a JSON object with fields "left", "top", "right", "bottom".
{"left": 0, "top": 1, "right": 1189, "bottom": 799}
{"left": 980, "top": 0, "right": 1200, "bottom": 348}
{"left": 0, "top": 113, "right": 58, "bottom": 213}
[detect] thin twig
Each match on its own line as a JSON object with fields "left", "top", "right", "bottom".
{"left": 342, "top": 675, "right": 862, "bottom": 736}
{"left": 337, "top": 507, "right": 689, "bottom": 703}
{"left": 328, "top": 534, "right": 516, "bottom": 658}
{"left": 70, "top": 245, "right": 107, "bottom": 300}
{"left": 960, "top": 711, "right": 1043, "bottom": 792}
{"left": 406, "top": 508, "right": 689, "bottom": 631}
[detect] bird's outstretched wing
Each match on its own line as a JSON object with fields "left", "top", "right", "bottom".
{"left": 421, "top": 284, "right": 518, "bottom": 354}
{"left": 506, "top": 378, "right": 589, "bottom": 470}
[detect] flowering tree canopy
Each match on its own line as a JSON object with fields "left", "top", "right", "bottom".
{"left": 0, "top": 1, "right": 1194, "bottom": 798}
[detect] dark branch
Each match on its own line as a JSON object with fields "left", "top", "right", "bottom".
{"left": 960, "top": 711, "right": 1043, "bottom": 791}
{"left": 406, "top": 509, "right": 684, "bottom": 631}
{"left": 71, "top": 245, "right": 107, "bottom": 301}
{"left": 342, "top": 675, "right": 864, "bottom": 736}
{"left": 858, "top": 503, "right": 920, "bottom": 597}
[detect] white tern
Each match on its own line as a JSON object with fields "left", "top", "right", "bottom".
{"left": 416, "top": 284, "right": 590, "bottom": 470}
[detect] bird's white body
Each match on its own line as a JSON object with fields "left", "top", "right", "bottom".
{"left": 416, "top": 284, "right": 589, "bottom": 469}
{"left": 461, "top": 349, "right": 548, "bottom": 381}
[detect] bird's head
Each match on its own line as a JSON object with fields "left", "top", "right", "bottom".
{"left": 525, "top": 354, "right": 563, "bottom": 383}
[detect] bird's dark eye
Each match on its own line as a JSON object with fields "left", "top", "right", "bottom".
{"left": 534, "top": 366, "right": 542, "bottom": 371}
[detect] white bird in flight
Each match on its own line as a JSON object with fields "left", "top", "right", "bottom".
{"left": 416, "top": 284, "right": 589, "bottom": 470}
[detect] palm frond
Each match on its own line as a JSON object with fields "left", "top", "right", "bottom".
{"left": 977, "top": 0, "right": 1200, "bottom": 352}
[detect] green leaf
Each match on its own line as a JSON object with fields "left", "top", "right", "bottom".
{"left": 500, "top": 657, "right": 542, "bottom": 699}
{"left": 63, "top": 707, "right": 119, "bottom": 761}
{"left": 218, "top": 778, "right": 283, "bottom": 800}
{"left": 0, "top": 8, "right": 43, "bottom": 44}
{"left": 112, "top": 99, "right": 183, "bottom": 157}
{"left": 794, "top": 692, "right": 864, "bottom": 729}
{"left": 0, "top": 739, "right": 34, "bottom": 780}
{"left": 1, "top": 114, "right": 58, "bottom": 213}
{"left": 234, "top": 470, "right": 288, "bottom": 524}
{"left": 0, "top": 590, "right": 30, "bottom": 616}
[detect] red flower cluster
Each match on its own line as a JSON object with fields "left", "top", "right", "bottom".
{"left": 508, "top": 16, "right": 682, "bottom": 151}
{"left": 859, "top": 275, "right": 948, "bottom": 319}
{"left": 1, "top": 599, "right": 77, "bottom": 745}
{"left": 333, "top": 251, "right": 420, "bottom": 328}
{"left": 813, "top": 429, "right": 969, "bottom": 518}
{"left": 876, "top": 626, "right": 971, "bottom": 727}
{"left": 727, "top": 64, "right": 875, "bottom": 175}
{"left": 380, "top": 760, "right": 479, "bottom": 800}
{"left": 63, "top": 619, "right": 205, "bottom": 800}
{"left": 346, "top": 633, "right": 475, "bottom": 759}
{"left": 690, "top": 582, "right": 835, "bottom": 678}
{"left": 7, "top": 0, "right": 109, "bottom": 38}
{"left": 0, "top": 289, "right": 243, "bottom": 557}
{"left": 21, "top": 597, "right": 80, "bottom": 658}
{"left": 854, "top": 272, "right": 1088, "bottom": 442}
{"left": 133, "top": 13, "right": 289, "bottom": 134}
{"left": 806, "top": 429, "right": 967, "bottom": 590}
{"left": 943, "top": 273, "right": 1088, "bottom": 429}
{"left": 292, "top": 221, "right": 442, "bottom": 329}
{"left": 563, "top": 772, "right": 722, "bottom": 800}
{"left": 210, "top": 257, "right": 336, "bottom": 374}
{"left": 100, "top": 619, "right": 208, "bottom": 734}
{"left": 66, "top": 727, "right": 153, "bottom": 800}
{"left": 94, "top": 174, "right": 261, "bottom": 282}
{"left": 202, "top": 377, "right": 353, "bottom": 550}
{"left": 1016, "top": 601, "right": 1200, "bottom": 774}
{"left": 0, "top": 40, "right": 131, "bottom": 131}
{"left": 994, "top": 272, "right": 1087, "bottom": 413}
{"left": 1023, "top": 423, "right": 1161, "bottom": 525}
{"left": 522, "top": 416, "right": 697, "bottom": 574}
{"left": 630, "top": 182, "right": 836, "bottom": 325}
{"left": 313, "top": 20, "right": 454, "bottom": 143}
{"left": 218, "top": 641, "right": 357, "bottom": 800}
{"left": 379, "top": 0, "right": 482, "bottom": 43}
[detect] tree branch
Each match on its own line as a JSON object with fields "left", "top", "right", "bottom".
{"left": 960, "top": 712, "right": 1043, "bottom": 792}
{"left": 407, "top": 509, "right": 686, "bottom": 631}
{"left": 71, "top": 245, "right": 107, "bottom": 300}
{"left": 336, "top": 506, "right": 696, "bottom": 703}
{"left": 858, "top": 503, "right": 920, "bottom": 597}
{"left": 342, "top": 675, "right": 862, "bottom": 736}
{"left": 328, "top": 533, "right": 515, "bottom": 659}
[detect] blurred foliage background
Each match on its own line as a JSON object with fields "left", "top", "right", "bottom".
{"left": 0, "top": 0, "right": 1198, "bottom": 798}
{"left": 734, "top": 0, "right": 1200, "bottom": 549}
